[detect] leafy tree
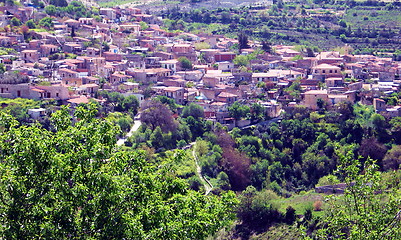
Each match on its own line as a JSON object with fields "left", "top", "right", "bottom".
{"left": 250, "top": 103, "right": 265, "bottom": 122}
{"left": 49, "top": 0, "right": 67, "bottom": 7}
{"left": 0, "top": 63, "right": 6, "bottom": 74}
{"left": 139, "top": 21, "right": 149, "bottom": 30}
{"left": 120, "top": 95, "right": 139, "bottom": 116}
{"left": 140, "top": 100, "right": 176, "bottom": 132}
{"left": 39, "top": 17, "right": 54, "bottom": 28}
{"left": 182, "top": 102, "right": 204, "bottom": 119}
{"left": 228, "top": 101, "right": 250, "bottom": 121}
{"left": 217, "top": 130, "right": 251, "bottom": 190}
{"left": 217, "top": 171, "right": 231, "bottom": 190}
{"left": 382, "top": 145, "right": 401, "bottom": 170}
{"left": 261, "top": 40, "right": 272, "bottom": 53}
{"left": 237, "top": 187, "right": 282, "bottom": 235}
{"left": 0, "top": 105, "right": 239, "bottom": 239}
{"left": 389, "top": 117, "right": 401, "bottom": 144}
{"left": 306, "top": 47, "right": 315, "bottom": 57}
{"left": 155, "top": 95, "right": 177, "bottom": 112}
{"left": 318, "top": 152, "right": 401, "bottom": 239}
{"left": 238, "top": 32, "right": 250, "bottom": 50}
{"left": 178, "top": 56, "right": 192, "bottom": 70}
{"left": 10, "top": 17, "right": 22, "bottom": 27}
{"left": 44, "top": 5, "right": 57, "bottom": 16}
{"left": 233, "top": 55, "right": 249, "bottom": 67}
{"left": 26, "top": 20, "right": 36, "bottom": 29}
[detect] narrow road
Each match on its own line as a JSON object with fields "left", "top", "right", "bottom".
{"left": 116, "top": 120, "right": 141, "bottom": 146}
{"left": 191, "top": 145, "right": 213, "bottom": 195}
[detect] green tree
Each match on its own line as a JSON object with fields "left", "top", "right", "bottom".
{"left": 39, "top": 17, "right": 54, "bottom": 28}
{"left": 318, "top": 152, "right": 401, "bottom": 239}
{"left": 0, "top": 105, "right": 239, "bottom": 239}
{"left": 228, "top": 101, "right": 250, "bottom": 121}
{"left": 26, "top": 19, "right": 36, "bottom": 29}
{"left": 233, "top": 55, "right": 250, "bottom": 67}
{"left": 44, "top": 5, "right": 57, "bottom": 15}
{"left": 10, "top": 17, "right": 22, "bottom": 27}
{"left": 178, "top": 56, "right": 192, "bottom": 70}
{"left": 182, "top": 102, "right": 204, "bottom": 119}
{"left": 238, "top": 32, "right": 250, "bottom": 50}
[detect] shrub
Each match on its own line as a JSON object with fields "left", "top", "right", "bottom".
{"left": 313, "top": 200, "right": 323, "bottom": 211}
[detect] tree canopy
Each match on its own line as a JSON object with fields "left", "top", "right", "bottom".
{"left": 0, "top": 104, "right": 238, "bottom": 239}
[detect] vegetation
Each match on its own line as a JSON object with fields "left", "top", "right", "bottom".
{"left": 0, "top": 104, "right": 238, "bottom": 239}
{"left": 158, "top": 0, "right": 401, "bottom": 53}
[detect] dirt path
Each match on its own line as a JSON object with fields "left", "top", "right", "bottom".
{"left": 192, "top": 146, "right": 213, "bottom": 195}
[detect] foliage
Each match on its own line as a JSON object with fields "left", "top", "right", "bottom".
{"left": 140, "top": 100, "right": 176, "bottom": 132}
{"left": 228, "top": 101, "right": 250, "bottom": 121}
{"left": 39, "top": 17, "right": 54, "bottom": 28}
{"left": 178, "top": 56, "right": 192, "bottom": 70}
{"left": 106, "top": 112, "right": 133, "bottom": 133}
{"left": 10, "top": 17, "right": 22, "bottom": 27}
{"left": 233, "top": 55, "right": 250, "bottom": 67}
{"left": 0, "top": 105, "right": 238, "bottom": 239}
{"left": 318, "top": 152, "right": 401, "bottom": 239}
{"left": 97, "top": 91, "right": 139, "bottom": 117}
{"left": 238, "top": 32, "right": 249, "bottom": 50}
{"left": 182, "top": 102, "right": 204, "bottom": 119}
{"left": 0, "top": 97, "right": 40, "bottom": 123}
{"left": 25, "top": 19, "right": 36, "bottom": 29}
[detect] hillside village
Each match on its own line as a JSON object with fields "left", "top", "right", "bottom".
{"left": 1, "top": 3, "right": 401, "bottom": 126}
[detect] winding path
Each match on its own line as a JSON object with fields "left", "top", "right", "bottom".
{"left": 116, "top": 120, "right": 141, "bottom": 146}
{"left": 191, "top": 145, "right": 213, "bottom": 195}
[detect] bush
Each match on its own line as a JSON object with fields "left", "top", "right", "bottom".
{"left": 313, "top": 200, "right": 323, "bottom": 211}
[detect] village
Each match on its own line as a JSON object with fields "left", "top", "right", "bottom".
{"left": 0, "top": 3, "right": 400, "bottom": 127}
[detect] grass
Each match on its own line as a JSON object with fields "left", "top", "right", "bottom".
{"left": 344, "top": 9, "right": 401, "bottom": 29}
{"left": 97, "top": 0, "right": 142, "bottom": 7}
{"left": 271, "top": 191, "right": 326, "bottom": 217}
{"left": 168, "top": 149, "right": 197, "bottom": 178}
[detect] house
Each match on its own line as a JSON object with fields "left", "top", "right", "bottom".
{"left": 163, "top": 77, "right": 186, "bottom": 87}
{"left": 126, "top": 68, "right": 172, "bottom": 83}
{"left": 67, "top": 95, "right": 91, "bottom": 106}
{"left": 218, "top": 61, "right": 235, "bottom": 72}
{"left": 316, "top": 51, "right": 343, "bottom": 65}
{"left": 63, "top": 43, "right": 82, "bottom": 54}
{"left": 326, "top": 77, "right": 344, "bottom": 88}
{"left": 59, "top": 68, "right": 80, "bottom": 79}
{"left": 110, "top": 73, "right": 130, "bottom": 84}
{"left": 252, "top": 72, "right": 279, "bottom": 83}
{"left": 100, "top": 8, "right": 117, "bottom": 20}
{"left": 373, "top": 98, "right": 386, "bottom": 112}
{"left": 216, "top": 92, "right": 238, "bottom": 104}
{"left": 21, "top": 50, "right": 39, "bottom": 63}
{"left": 171, "top": 44, "right": 194, "bottom": 54}
{"left": 214, "top": 52, "right": 236, "bottom": 62}
{"left": 311, "top": 64, "right": 342, "bottom": 81}
{"left": 40, "top": 44, "right": 58, "bottom": 57}
{"left": 78, "top": 18, "right": 94, "bottom": 25}
{"left": 160, "top": 59, "right": 178, "bottom": 73}
{"left": 76, "top": 83, "right": 99, "bottom": 95}
{"left": 0, "top": 36, "right": 11, "bottom": 47}
{"left": 163, "top": 86, "right": 185, "bottom": 104}
{"left": 119, "top": 24, "right": 141, "bottom": 35}
{"left": 302, "top": 89, "right": 329, "bottom": 110}
{"left": 64, "top": 19, "right": 80, "bottom": 28}
{"left": 30, "top": 84, "right": 70, "bottom": 100}
{"left": 28, "top": 108, "right": 46, "bottom": 120}
{"left": 103, "top": 52, "right": 122, "bottom": 62}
